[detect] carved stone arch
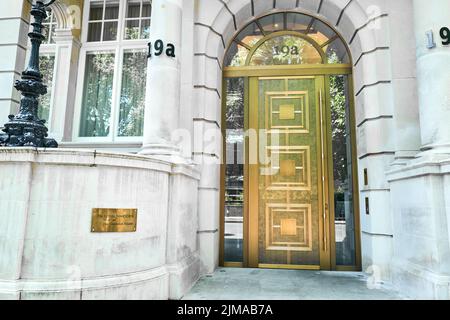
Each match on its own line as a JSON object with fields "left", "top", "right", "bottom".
{"left": 48, "top": 1, "right": 69, "bottom": 29}
{"left": 208, "top": 0, "right": 380, "bottom": 66}
{"left": 195, "top": 0, "right": 392, "bottom": 117}
{"left": 50, "top": 0, "right": 84, "bottom": 30}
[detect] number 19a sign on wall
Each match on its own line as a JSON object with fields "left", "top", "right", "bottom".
{"left": 147, "top": 40, "right": 176, "bottom": 58}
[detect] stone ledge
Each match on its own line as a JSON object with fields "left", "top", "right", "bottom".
{"left": 387, "top": 154, "right": 450, "bottom": 182}
{"left": 361, "top": 231, "right": 393, "bottom": 238}
{"left": 171, "top": 162, "right": 201, "bottom": 181}
{"left": 0, "top": 265, "right": 168, "bottom": 293}
{"left": 0, "top": 255, "right": 202, "bottom": 299}
{"left": 0, "top": 147, "right": 201, "bottom": 180}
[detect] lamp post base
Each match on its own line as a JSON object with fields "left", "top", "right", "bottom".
{"left": 0, "top": 116, "right": 58, "bottom": 148}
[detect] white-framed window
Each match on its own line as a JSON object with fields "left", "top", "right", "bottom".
{"left": 74, "top": 0, "right": 151, "bottom": 142}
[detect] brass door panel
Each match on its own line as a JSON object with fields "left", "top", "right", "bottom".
{"left": 248, "top": 76, "right": 329, "bottom": 269}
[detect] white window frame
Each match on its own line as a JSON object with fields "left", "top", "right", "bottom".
{"left": 73, "top": 0, "right": 150, "bottom": 143}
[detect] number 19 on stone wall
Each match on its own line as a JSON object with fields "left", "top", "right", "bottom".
{"left": 148, "top": 40, "right": 176, "bottom": 58}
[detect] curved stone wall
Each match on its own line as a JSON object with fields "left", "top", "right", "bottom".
{"left": 0, "top": 148, "right": 200, "bottom": 299}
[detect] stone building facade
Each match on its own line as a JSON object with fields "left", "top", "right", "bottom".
{"left": 0, "top": 0, "right": 449, "bottom": 299}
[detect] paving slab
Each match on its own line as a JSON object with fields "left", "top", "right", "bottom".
{"left": 183, "top": 268, "right": 406, "bottom": 300}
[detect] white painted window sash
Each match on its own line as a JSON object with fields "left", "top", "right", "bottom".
{"left": 74, "top": 0, "right": 150, "bottom": 143}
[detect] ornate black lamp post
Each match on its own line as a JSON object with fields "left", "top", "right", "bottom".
{"left": 0, "top": 0, "right": 58, "bottom": 148}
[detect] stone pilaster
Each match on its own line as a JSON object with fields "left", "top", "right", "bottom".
{"left": 413, "top": 0, "right": 450, "bottom": 156}
{"left": 387, "top": 0, "right": 450, "bottom": 299}
{"left": 387, "top": 0, "right": 421, "bottom": 167}
{"left": 50, "top": 28, "right": 81, "bottom": 142}
{"left": 140, "top": 0, "right": 183, "bottom": 157}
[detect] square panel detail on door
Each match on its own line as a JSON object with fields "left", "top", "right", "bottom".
{"left": 265, "top": 204, "right": 313, "bottom": 252}
{"left": 250, "top": 76, "right": 324, "bottom": 268}
{"left": 267, "top": 91, "right": 310, "bottom": 133}
{"left": 265, "top": 146, "right": 311, "bottom": 191}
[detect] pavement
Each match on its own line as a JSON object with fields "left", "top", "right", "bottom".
{"left": 183, "top": 267, "right": 406, "bottom": 300}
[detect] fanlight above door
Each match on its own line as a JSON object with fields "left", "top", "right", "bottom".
{"left": 224, "top": 12, "right": 351, "bottom": 67}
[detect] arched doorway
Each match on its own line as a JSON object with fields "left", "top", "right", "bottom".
{"left": 220, "top": 11, "right": 361, "bottom": 271}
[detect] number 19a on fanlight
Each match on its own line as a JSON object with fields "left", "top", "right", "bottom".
{"left": 273, "top": 45, "right": 300, "bottom": 56}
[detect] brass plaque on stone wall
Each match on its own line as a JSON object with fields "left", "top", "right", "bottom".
{"left": 91, "top": 209, "right": 137, "bottom": 233}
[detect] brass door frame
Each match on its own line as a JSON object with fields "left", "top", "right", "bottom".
{"left": 220, "top": 65, "right": 361, "bottom": 271}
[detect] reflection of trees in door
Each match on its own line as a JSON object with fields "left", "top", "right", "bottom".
{"left": 224, "top": 78, "right": 245, "bottom": 263}
{"left": 330, "top": 75, "right": 356, "bottom": 266}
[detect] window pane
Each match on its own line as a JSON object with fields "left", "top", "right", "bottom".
{"left": 141, "top": 19, "right": 151, "bottom": 39}
{"left": 126, "top": 0, "right": 141, "bottom": 18}
{"left": 103, "top": 21, "right": 118, "bottom": 41}
{"left": 235, "top": 22, "right": 263, "bottom": 46}
{"left": 104, "top": 1, "right": 119, "bottom": 20}
{"left": 224, "top": 42, "right": 249, "bottom": 67}
{"left": 38, "top": 54, "right": 55, "bottom": 122}
{"left": 308, "top": 19, "right": 336, "bottom": 45}
{"left": 224, "top": 77, "right": 245, "bottom": 263}
{"left": 286, "top": 13, "right": 312, "bottom": 33}
{"left": 118, "top": 50, "right": 147, "bottom": 137}
{"left": 330, "top": 75, "right": 356, "bottom": 266}
{"left": 249, "top": 35, "right": 322, "bottom": 66}
{"left": 257, "top": 13, "right": 284, "bottom": 33}
{"left": 326, "top": 38, "right": 350, "bottom": 64}
{"left": 125, "top": 19, "right": 140, "bottom": 39}
{"left": 142, "top": 1, "right": 152, "bottom": 17}
{"left": 88, "top": 22, "right": 102, "bottom": 42}
{"left": 79, "top": 53, "right": 115, "bottom": 137}
{"left": 89, "top": 1, "right": 104, "bottom": 20}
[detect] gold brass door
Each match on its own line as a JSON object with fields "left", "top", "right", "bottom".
{"left": 248, "top": 76, "right": 330, "bottom": 269}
